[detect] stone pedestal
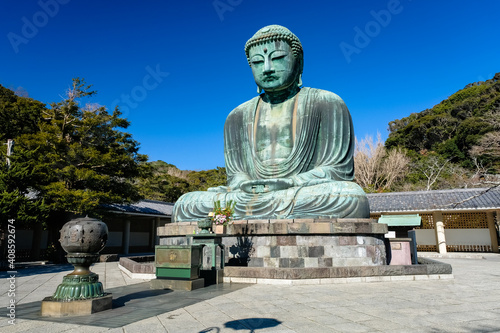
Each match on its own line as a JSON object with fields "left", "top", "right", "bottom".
{"left": 150, "top": 278, "right": 205, "bottom": 291}
{"left": 190, "top": 235, "right": 225, "bottom": 285}
{"left": 41, "top": 294, "right": 112, "bottom": 317}
{"left": 158, "top": 219, "right": 388, "bottom": 280}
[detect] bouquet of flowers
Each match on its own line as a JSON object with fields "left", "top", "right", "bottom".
{"left": 209, "top": 200, "right": 236, "bottom": 226}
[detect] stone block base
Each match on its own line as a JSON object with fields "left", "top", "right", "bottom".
{"left": 159, "top": 219, "right": 389, "bottom": 270}
{"left": 224, "top": 273, "right": 454, "bottom": 285}
{"left": 41, "top": 294, "right": 112, "bottom": 317}
{"left": 222, "top": 257, "right": 452, "bottom": 283}
{"left": 150, "top": 278, "right": 204, "bottom": 291}
{"left": 223, "top": 258, "right": 452, "bottom": 280}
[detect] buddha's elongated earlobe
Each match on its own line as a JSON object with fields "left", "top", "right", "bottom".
{"left": 298, "top": 74, "right": 303, "bottom": 87}
{"left": 257, "top": 86, "right": 262, "bottom": 94}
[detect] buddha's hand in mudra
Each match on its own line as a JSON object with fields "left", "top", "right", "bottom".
{"left": 240, "top": 178, "right": 294, "bottom": 194}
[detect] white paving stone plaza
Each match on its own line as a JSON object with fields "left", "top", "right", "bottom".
{"left": 1, "top": 253, "right": 500, "bottom": 332}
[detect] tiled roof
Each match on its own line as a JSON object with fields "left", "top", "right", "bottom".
{"left": 104, "top": 200, "right": 174, "bottom": 216}
{"left": 367, "top": 187, "right": 500, "bottom": 213}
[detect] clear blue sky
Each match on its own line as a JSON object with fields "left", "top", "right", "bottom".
{"left": 1, "top": 1, "right": 499, "bottom": 170}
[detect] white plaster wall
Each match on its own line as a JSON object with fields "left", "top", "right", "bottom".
{"left": 415, "top": 229, "right": 436, "bottom": 245}
{"left": 445, "top": 229, "right": 491, "bottom": 246}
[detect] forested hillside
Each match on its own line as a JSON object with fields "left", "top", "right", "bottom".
{"left": 350, "top": 73, "right": 500, "bottom": 192}
{"left": 386, "top": 72, "right": 500, "bottom": 173}
{"left": 135, "top": 161, "right": 226, "bottom": 202}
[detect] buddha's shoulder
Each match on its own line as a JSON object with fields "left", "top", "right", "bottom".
{"left": 228, "top": 96, "right": 260, "bottom": 117}
{"left": 303, "top": 87, "right": 346, "bottom": 105}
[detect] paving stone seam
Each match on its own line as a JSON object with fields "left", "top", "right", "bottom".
{"left": 17, "top": 272, "right": 66, "bottom": 304}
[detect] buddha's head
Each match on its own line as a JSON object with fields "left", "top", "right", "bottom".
{"left": 245, "top": 25, "right": 303, "bottom": 93}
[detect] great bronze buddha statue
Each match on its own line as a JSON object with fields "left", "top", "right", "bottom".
{"left": 173, "top": 25, "right": 369, "bottom": 221}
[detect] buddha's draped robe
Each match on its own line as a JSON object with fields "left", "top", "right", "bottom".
{"left": 172, "top": 88, "right": 369, "bottom": 221}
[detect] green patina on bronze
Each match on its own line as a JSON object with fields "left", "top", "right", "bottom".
{"left": 155, "top": 245, "right": 202, "bottom": 279}
{"left": 197, "top": 217, "right": 212, "bottom": 234}
{"left": 52, "top": 272, "right": 105, "bottom": 301}
{"left": 173, "top": 25, "right": 369, "bottom": 222}
{"left": 52, "top": 218, "right": 109, "bottom": 301}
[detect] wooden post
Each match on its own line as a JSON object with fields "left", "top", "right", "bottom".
{"left": 122, "top": 218, "right": 131, "bottom": 255}
{"left": 433, "top": 211, "right": 447, "bottom": 253}
{"left": 149, "top": 218, "right": 159, "bottom": 251}
{"left": 155, "top": 217, "right": 161, "bottom": 247}
{"left": 487, "top": 211, "right": 499, "bottom": 253}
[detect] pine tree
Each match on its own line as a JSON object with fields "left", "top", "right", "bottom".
{"left": 0, "top": 78, "right": 147, "bottom": 226}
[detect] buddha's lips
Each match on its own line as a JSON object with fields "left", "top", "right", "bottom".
{"left": 262, "top": 76, "right": 278, "bottom": 82}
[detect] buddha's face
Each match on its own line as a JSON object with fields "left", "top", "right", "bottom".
{"left": 249, "top": 40, "right": 300, "bottom": 93}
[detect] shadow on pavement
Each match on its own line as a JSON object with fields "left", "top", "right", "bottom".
{"left": 16, "top": 281, "right": 250, "bottom": 328}
{"left": 0, "top": 264, "right": 73, "bottom": 277}
{"left": 224, "top": 318, "right": 282, "bottom": 332}
{"left": 198, "top": 318, "right": 282, "bottom": 333}
{"left": 112, "top": 287, "right": 173, "bottom": 308}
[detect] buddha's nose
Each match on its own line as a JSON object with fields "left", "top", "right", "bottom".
{"left": 263, "top": 59, "right": 274, "bottom": 74}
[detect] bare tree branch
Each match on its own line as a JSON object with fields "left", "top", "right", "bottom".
{"left": 470, "top": 131, "right": 500, "bottom": 158}
{"left": 417, "top": 157, "right": 450, "bottom": 191}
{"left": 442, "top": 184, "right": 500, "bottom": 208}
{"left": 354, "top": 134, "right": 409, "bottom": 191}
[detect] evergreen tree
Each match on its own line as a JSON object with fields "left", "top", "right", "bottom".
{"left": 0, "top": 85, "right": 50, "bottom": 228}
{"left": 0, "top": 78, "right": 147, "bottom": 226}
{"left": 187, "top": 167, "right": 227, "bottom": 192}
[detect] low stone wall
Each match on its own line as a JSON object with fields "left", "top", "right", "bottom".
{"left": 118, "top": 256, "right": 155, "bottom": 274}
{"left": 99, "top": 254, "right": 119, "bottom": 262}
{"left": 158, "top": 219, "right": 389, "bottom": 269}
